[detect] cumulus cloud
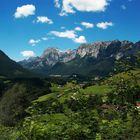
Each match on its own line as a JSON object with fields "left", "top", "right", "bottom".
{"left": 59, "top": 0, "right": 111, "bottom": 16}
{"left": 74, "top": 36, "right": 87, "bottom": 43}
{"left": 50, "top": 30, "right": 87, "bottom": 43}
{"left": 29, "top": 39, "right": 40, "bottom": 46}
{"left": 97, "top": 22, "right": 113, "bottom": 29}
{"left": 21, "top": 51, "right": 35, "bottom": 57}
{"left": 29, "top": 37, "right": 49, "bottom": 46}
{"left": 75, "top": 27, "right": 83, "bottom": 31}
{"left": 81, "top": 22, "right": 94, "bottom": 29}
{"left": 14, "top": 4, "right": 35, "bottom": 18}
{"left": 36, "top": 16, "right": 53, "bottom": 24}
{"left": 50, "top": 30, "right": 77, "bottom": 39}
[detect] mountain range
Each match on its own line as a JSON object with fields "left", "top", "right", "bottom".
{"left": 19, "top": 40, "right": 140, "bottom": 77}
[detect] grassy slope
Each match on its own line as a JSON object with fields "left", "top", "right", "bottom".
{"left": 80, "top": 85, "right": 113, "bottom": 95}
{"left": 34, "top": 68, "right": 140, "bottom": 105}
{"left": 34, "top": 84, "right": 112, "bottom": 104}
{"left": 107, "top": 68, "right": 140, "bottom": 84}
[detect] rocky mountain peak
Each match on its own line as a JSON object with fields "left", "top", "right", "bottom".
{"left": 19, "top": 40, "right": 140, "bottom": 73}
{"left": 39, "top": 47, "right": 76, "bottom": 66}
{"left": 77, "top": 40, "right": 120, "bottom": 58}
{"left": 41, "top": 48, "right": 59, "bottom": 58}
{"left": 92, "top": 40, "right": 112, "bottom": 47}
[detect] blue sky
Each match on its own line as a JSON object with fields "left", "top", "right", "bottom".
{"left": 0, "top": 0, "right": 140, "bottom": 61}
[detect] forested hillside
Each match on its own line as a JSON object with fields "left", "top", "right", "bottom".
{"left": 0, "top": 67, "right": 140, "bottom": 139}
{"left": 0, "top": 50, "right": 35, "bottom": 78}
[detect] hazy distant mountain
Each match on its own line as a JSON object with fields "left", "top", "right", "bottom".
{"left": 19, "top": 40, "right": 140, "bottom": 76}
{"left": 0, "top": 50, "right": 33, "bottom": 78}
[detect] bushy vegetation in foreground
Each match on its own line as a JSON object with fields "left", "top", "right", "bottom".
{"left": 0, "top": 73, "right": 140, "bottom": 140}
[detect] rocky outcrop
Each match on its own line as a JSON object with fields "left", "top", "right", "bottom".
{"left": 19, "top": 40, "right": 140, "bottom": 76}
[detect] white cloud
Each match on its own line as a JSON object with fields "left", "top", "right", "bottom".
{"left": 74, "top": 36, "right": 87, "bottom": 43}
{"left": 60, "top": 0, "right": 111, "bottom": 16}
{"left": 50, "top": 30, "right": 77, "bottom": 39}
{"left": 97, "top": 22, "right": 113, "bottom": 29}
{"left": 14, "top": 4, "right": 35, "bottom": 18}
{"left": 29, "top": 39, "right": 40, "bottom": 46}
{"left": 55, "top": 0, "right": 61, "bottom": 8}
{"left": 81, "top": 22, "right": 94, "bottom": 29}
{"left": 21, "top": 51, "right": 35, "bottom": 57}
{"left": 121, "top": 5, "right": 127, "bottom": 10}
{"left": 36, "top": 16, "right": 53, "bottom": 24}
{"left": 50, "top": 30, "right": 87, "bottom": 44}
{"left": 75, "top": 27, "right": 83, "bottom": 31}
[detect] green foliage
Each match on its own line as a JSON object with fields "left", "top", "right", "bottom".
{"left": 12, "top": 75, "right": 139, "bottom": 139}
{"left": 0, "top": 83, "right": 28, "bottom": 126}
{"left": 108, "top": 76, "right": 140, "bottom": 105}
{"left": 0, "top": 71, "right": 140, "bottom": 139}
{"left": 0, "top": 78, "right": 51, "bottom": 126}
{"left": 80, "top": 85, "right": 113, "bottom": 95}
{"left": 0, "top": 80, "right": 5, "bottom": 96}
